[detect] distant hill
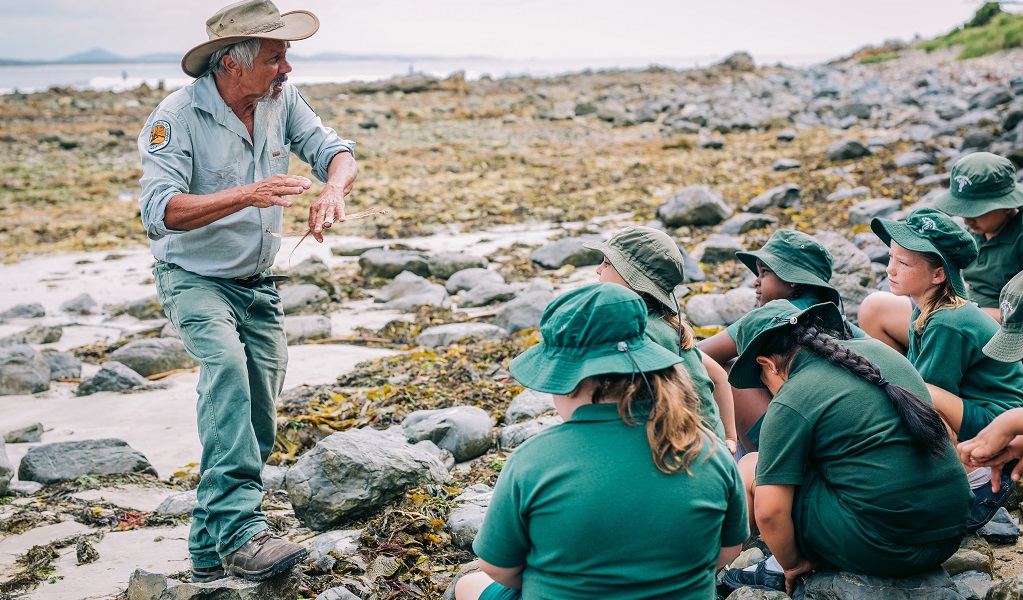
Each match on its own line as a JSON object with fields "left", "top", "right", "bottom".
{"left": 0, "top": 48, "right": 496, "bottom": 66}
{"left": 916, "top": 2, "right": 1023, "bottom": 58}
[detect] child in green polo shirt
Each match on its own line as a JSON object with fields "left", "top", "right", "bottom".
{"left": 456, "top": 284, "right": 749, "bottom": 600}
{"left": 860, "top": 152, "right": 1023, "bottom": 350}
{"left": 871, "top": 207, "right": 1023, "bottom": 530}
{"left": 583, "top": 226, "right": 737, "bottom": 453}
{"left": 697, "top": 229, "right": 861, "bottom": 452}
{"left": 720, "top": 300, "right": 970, "bottom": 595}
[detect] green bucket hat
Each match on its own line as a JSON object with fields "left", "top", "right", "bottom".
{"left": 508, "top": 284, "right": 684, "bottom": 395}
{"left": 728, "top": 300, "right": 846, "bottom": 389}
{"left": 870, "top": 207, "right": 979, "bottom": 299}
{"left": 983, "top": 270, "right": 1023, "bottom": 362}
{"left": 734, "top": 229, "right": 841, "bottom": 306}
{"left": 934, "top": 152, "right": 1023, "bottom": 218}
{"left": 583, "top": 226, "right": 685, "bottom": 313}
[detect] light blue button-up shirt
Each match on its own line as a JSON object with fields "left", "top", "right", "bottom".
{"left": 137, "top": 74, "right": 355, "bottom": 279}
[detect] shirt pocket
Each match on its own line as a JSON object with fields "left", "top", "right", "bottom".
{"left": 194, "top": 163, "right": 244, "bottom": 193}
{"left": 269, "top": 143, "right": 291, "bottom": 175}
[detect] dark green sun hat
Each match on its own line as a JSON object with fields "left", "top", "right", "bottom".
{"left": 871, "top": 207, "right": 979, "bottom": 298}
{"left": 734, "top": 229, "right": 841, "bottom": 306}
{"left": 582, "top": 226, "right": 685, "bottom": 313}
{"left": 935, "top": 152, "right": 1023, "bottom": 218}
{"left": 728, "top": 300, "right": 846, "bottom": 389}
{"left": 508, "top": 284, "right": 684, "bottom": 395}
{"left": 984, "top": 270, "right": 1023, "bottom": 362}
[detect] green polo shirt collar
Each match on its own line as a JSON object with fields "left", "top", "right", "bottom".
{"left": 988, "top": 209, "right": 1022, "bottom": 246}
{"left": 570, "top": 402, "right": 649, "bottom": 422}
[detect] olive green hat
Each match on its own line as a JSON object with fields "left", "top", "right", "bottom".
{"left": 583, "top": 226, "right": 685, "bottom": 313}
{"left": 935, "top": 152, "right": 1023, "bottom": 218}
{"left": 728, "top": 300, "right": 846, "bottom": 389}
{"left": 734, "top": 229, "right": 841, "bottom": 306}
{"left": 508, "top": 284, "right": 684, "bottom": 395}
{"left": 983, "top": 270, "right": 1023, "bottom": 362}
{"left": 871, "top": 208, "right": 979, "bottom": 299}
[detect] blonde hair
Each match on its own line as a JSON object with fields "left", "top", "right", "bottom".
{"left": 913, "top": 252, "right": 967, "bottom": 334}
{"left": 591, "top": 365, "right": 708, "bottom": 474}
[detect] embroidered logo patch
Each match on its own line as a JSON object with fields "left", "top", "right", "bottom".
{"left": 917, "top": 216, "right": 937, "bottom": 233}
{"left": 148, "top": 120, "right": 171, "bottom": 153}
{"left": 1003, "top": 299, "right": 1013, "bottom": 322}
{"left": 954, "top": 174, "right": 972, "bottom": 193}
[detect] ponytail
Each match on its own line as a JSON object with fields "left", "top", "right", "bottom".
{"left": 591, "top": 365, "right": 707, "bottom": 474}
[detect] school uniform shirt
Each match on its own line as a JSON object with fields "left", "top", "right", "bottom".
{"left": 646, "top": 315, "right": 727, "bottom": 440}
{"left": 757, "top": 338, "right": 971, "bottom": 547}
{"left": 137, "top": 74, "right": 355, "bottom": 279}
{"left": 724, "top": 292, "right": 865, "bottom": 342}
{"left": 473, "top": 403, "right": 748, "bottom": 600}
{"left": 963, "top": 210, "right": 1023, "bottom": 308}
{"left": 908, "top": 304, "right": 1023, "bottom": 423}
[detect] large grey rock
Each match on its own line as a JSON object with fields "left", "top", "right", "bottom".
{"left": 402, "top": 406, "right": 493, "bottom": 462}
{"left": 123, "top": 295, "right": 165, "bottom": 320}
{"left": 680, "top": 247, "right": 706, "bottom": 283}
{"left": 848, "top": 198, "right": 902, "bottom": 225}
{"left": 951, "top": 571, "right": 992, "bottom": 600}
{"left": 942, "top": 538, "right": 993, "bottom": 575}
{"left": 41, "top": 349, "right": 82, "bottom": 380}
{"left": 895, "top": 151, "right": 936, "bottom": 168}
{"left": 979, "top": 506, "right": 1020, "bottom": 544}
{"left": 494, "top": 289, "right": 553, "bottom": 333}
{"left": 961, "top": 130, "right": 994, "bottom": 151}
{"left": 19, "top": 438, "right": 157, "bottom": 484}
{"left": 690, "top": 234, "right": 742, "bottom": 264}
{"left": 793, "top": 569, "right": 964, "bottom": 600}
{"left": 330, "top": 240, "right": 386, "bottom": 257}
{"left": 0, "top": 344, "right": 50, "bottom": 395}
{"left": 358, "top": 249, "right": 430, "bottom": 279}
{"left": 9, "top": 481, "right": 44, "bottom": 496}
{"left": 262, "top": 464, "right": 288, "bottom": 490}
{"left": 279, "top": 284, "right": 329, "bottom": 314}
{"left": 986, "top": 574, "right": 1023, "bottom": 600}
{"left": 445, "top": 268, "right": 504, "bottom": 294}
{"left": 76, "top": 361, "right": 151, "bottom": 396}
{"left": 657, "top": 185, "right": 733, "bottom": 227}
{"left": 0, "top": 442, "right": 11, "bottom": 496}
{"left": 0, "top": 324, "right": 62, "bottom": 347}
{"left": 776, "top": 129, "right": 797, "bottom": 142}
{"left": 285, "top": 427, "right": 451, "bottom": 530}
{"left": 745, "top": 183, "right": 800, "bottom": 213}
{"left": 4, "top": 422, "right": 43, "bottom": 443}
{"left": 307, "top": 529, "right": 361, "bottom": 561}
{"left": 684, "top": 294, "right": 726, "bottom": 327}
{"left": 529, "top": 237, "right": 603, "bottom": 269}
{"left": 826, "top": 139, "right": 871, "bottom": 161}
{"left": 498, "top": 415, "right": 563, "bottom": 450}
{"left": 317, "top": 587, "right": 361, "bottom": 600}
{"left": 719, "top": 51, "right": 755, "bottom": 71}
{"left": 154, "top": 489, "right": 198, "bottom": 516}
{"left": 0, "top": 302, "right": 45, "bottom": 322}
{"left": 815, "top": 231, "right": 876, "bottom": 322}
{"left": 108, "top": 338, "right": 197, "bottom": 378}
{"left": 717, "top": 288, "right": 758, "bottom": 325}
{"left": 505, "top": 389, "right": 555, "bottom": 424}
{"left": 834, "top": 102, "right": 872, "bottom": 119}
{"left": 416, "top": 323, "right": 507, "bottom": 348}
{"left": 374, "top": 271, "right": 451, "bottom": 310}
{"left": 60, "top": 293, "right": 99, "bottom": 315}
{"left": 284, "top": 315, "right": 331, "bottom": 345}
{"left": 427, "top": 252, "right": 488, "bottom": 279}
{"left": 282, "top": 256, "right": 335, "bottom": 295}
{"left": 448, "top": 484, "right": 493, "bottom": 548}
{"left": 969, "top": 85, "right": 1013, "bottom": 110}
{"left": 826, "top": 186, "right": 870, "bottom": 202}
{"left": 459, "top": 282, "right": 517, "bottom": 308}
{"left": 772, "top": 158, "right": 801, "bottom": 171}
{"left": 127, "top": 567, "right": 300, "bottom": 600}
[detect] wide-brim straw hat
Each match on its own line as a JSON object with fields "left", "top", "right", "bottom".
{"left": 934, "top": 152, "right": 1023, "bottom": 218}
{"left": 728, "top": 300, "right": 846, "bottom": 389}
{"left": 509, "top": 284, "right": 684, "bottom": 395}
{"left": 734, "top": 229, "right": 841, "bottom": 307}
{"left": 181, "top": 0, "right": 319, "bottom": 78}
{"left": 582, "top": 226, "right": 685, "bottom": 313}
{"left": 984, "top": 270, "right": 1023, "bottom": 362}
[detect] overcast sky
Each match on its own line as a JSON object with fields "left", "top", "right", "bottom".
{"left": 0, "top": 0, "right": 993, "bottom": 62}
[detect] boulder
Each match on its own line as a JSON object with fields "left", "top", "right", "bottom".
{"left": 402, "top": 406, "right": 493, "bottom": 462}
{"left": 969, "top": 85, "right": 1013, "bottom": 110}
{"left": 458, "top": 282, "right": 517, "bottom": 308}
{"left": 538, "top": 100, "right": 576, "bottom": 120}
{"left": 154, "top": 489, "right": 198, "bottom": 516}
{"left": 284, "top": 315, "right": 332, "bottom": 345}
{"left": 848, "top": 198, "right": 902, "bottom": 226}
{"left": 657, "top": 185, "right": 733, "bottom": 227}
{"left": 358, "top": 249, "right": 430, "bottom": 279}
{"left": 9, "top": 481, "right": 44, "bottom": 496}
{"left": 794, "top": 569, "right": 964, "bottom": 599}
{"left": 123, "top": 295, "right": 165, "bottom": 320}
{"left": 427, "top": 252, "right": 488, "bottom": 279}
{"left": 680, "top": 248, "right": 706, "bottom": 283}
{"left": 745, "top": 183, "right": 800, "bottom": 213}
{"left": 529, "top": 237, "right": 603, "bottom": 269}
{"left": 834, "top": 102, "right": 872, "bottom": 120}
{"left": 0, "top": 302, "right": 45, "bottom": 322}
{"left": 689, "top": 234, "right": 743, "bottom": 265}
{"left": 494, "top": 289, "right": 553, "bottom": 333}
{"left": 4, "top": 422, "right": 43, "bottom": 443}
{"left": 108, "top": 338, "right": 197, "bottom": 377}
{"left": 41, "top": 349, "right": 82, "bottom": 380}
{"left": 307, "top": 529, "right": 360, "bottom": 561}
{"left": 719, "top": 51, "right": 754, "bottom": 71}
{"left": 978, "top": 507, "right": 1020, "bottom": 544}
{"left": 0, "top": 344, "right": 50, "bottom": 395}
{"left": 961, "top": 130, "right": 994, "bottom": 151}
{"left": 942, "top": 538, "right": 993, "bottom": 576}
{"left": 814, "top": 232, "right": 876, "bottom": 321}
{"left": 279, "top": 284, "right": 329, "bottom": 314}
{"left": 718, "top": 213, "right": 779, "bottom": 235}
{"left": 0, "top": 324, "right": 63, "bottom": 347}
{"left": 498, "top": 415, "right": 563, "bottom": 450}
{"left": 281, "top": 256, "right": 336, "bottom": 296}
{"left": 826, "top": 186, "right": 870, "bottom": 202}
{"left": 775, "top": 129, "right": 797, "bottom": 142}
{"left": 447, "top": 484, "right": 493, "bottom": 548}
{"left": 374, "top": 271, "right": 450, "bottom": 310}
{"left": 330, "top": 240, "right": 386, "bottom": 257}
{"left": 505, "top": 389, "right": 555, "bottom": 424}
{"left": 951, "top": 571, "right": 992, "bottom": 600}
{"left": 19, "top": 438, "right": 157, "bottom": 484}
{"left": 285, "top": 427, "right": 451, "bottom": 530}
{"left": 717, "top": 288, "right": 758, "bottom": 325}
{"left": 60, "top": 293, "right": 99, "bottom": 315}
{"left": 895, "top": 151, "right": 936, "bottom": 168}
{"left": 126, "top": 567, "right": 300, "bottom": 600}
{"left": 772, "top": 158, "right": 801, "bottom": 171}
{"left": 262, "top": 464, "right": 289, "bottom": 490}
{"left": 416, "top": 323, "right": 507, "bottom": 348}
{"left": 76, "top": 361, "right": 151, "bottom": 396}
{"left": 445, "top": 268, "right": 504, "bottom": 294}
{"left": 684, "top": 294, "right": 726, "bottom": 327}
{"left": 826, "top": 139, "right": 871, "bottom": 161}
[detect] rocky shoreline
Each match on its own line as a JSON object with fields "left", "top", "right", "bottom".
{"left": 2, "top": 46, "right": 1023, "bottom": 599}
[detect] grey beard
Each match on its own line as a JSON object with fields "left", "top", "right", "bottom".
{"left": 257, "top": 76, "right": 287, "bottom": 104}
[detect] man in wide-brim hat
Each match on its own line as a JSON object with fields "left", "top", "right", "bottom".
{"left": 137, "top": 0, "right": 358, "bottom": 582}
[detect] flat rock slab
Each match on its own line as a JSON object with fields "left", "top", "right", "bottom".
{"left": 127, "top": 566, "right": 300, "bottom": 600}
{"left": 18, "top": 438, "right": 157, "bottom": 484}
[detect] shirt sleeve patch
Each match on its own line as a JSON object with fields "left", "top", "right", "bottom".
{"left": 148, "top": 120, "right": 171, "bottom": 153}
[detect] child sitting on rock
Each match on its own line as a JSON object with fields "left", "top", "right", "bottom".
{"left": 720, "top": 300, "right": 970, "bottom": 596}
{"left": 871, "top": 207, "right": 1023, "bottom": 530}
{"left": 455, "top": 284, "right": 748, "bottom": 600}
{"left": 584, "top": 225, "right": 737, "bottom": 452}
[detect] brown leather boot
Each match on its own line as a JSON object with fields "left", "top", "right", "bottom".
{"left": 222, "top": 530, "right": 307, "bottom": 581}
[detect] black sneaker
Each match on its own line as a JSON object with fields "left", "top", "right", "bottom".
{"left": 720, "top": 559, "right": 786, "bottom": 592}
{"left": 966, "top": 471, "right": 1016, "bottom": 533}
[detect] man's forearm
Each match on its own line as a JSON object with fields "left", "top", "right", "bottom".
{"left": 164, "top": 187, "right": 251, "bottom": 231}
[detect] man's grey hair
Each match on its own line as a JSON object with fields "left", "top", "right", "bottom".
{"left": 208, "top": 38, "right": 262, "bottom": 75}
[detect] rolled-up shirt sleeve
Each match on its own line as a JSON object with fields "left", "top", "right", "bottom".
{"left": 138, "top": 110, "right": 191, "bottom": 240}
{"left": 286, "top": 88, "right": 355, "bottom": 182}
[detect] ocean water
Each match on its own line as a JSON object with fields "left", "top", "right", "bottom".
{"left": 0, "top": 53, "right": 829, "bottom": 95}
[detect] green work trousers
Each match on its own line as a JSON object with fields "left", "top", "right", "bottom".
{"left": 154, "top": 262, "right": 287, "bottom": 569}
